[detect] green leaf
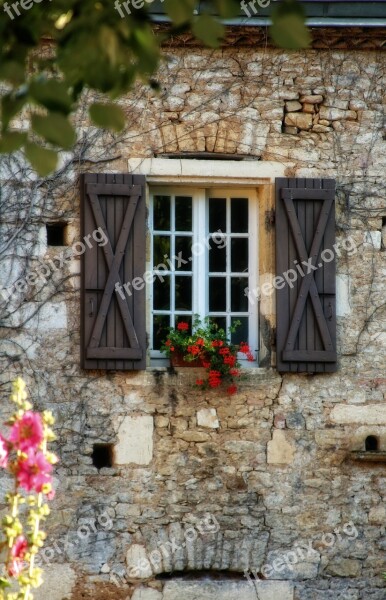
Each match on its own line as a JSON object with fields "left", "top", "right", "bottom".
{"left": 24, "top": 142, "right": 58, "bottom": 176}
{"left": 0, "top": 61, "right": 25, "bottom": 85}
{"left": 89, "top": 103, "right": 125, "bottom": 132}
{"left": 1, "top": 93, "right": 27, "bottom": 132}
{"left": 31, "top": 112, "right": 76, "bottom": 149}
{"left": 271, "top": 0, "right": 311, "bottom": 49}
{"left": 164, "top": 0, "right": 196, "bottom": 26}
{"left": 0, "top": 577, "right": 11, "bottom": 588}
{"left": 29, "top": 80, "right": 73, "bottom": 115}
{"left": 215, "top": 0, "right": 240, "bottom": 19}
{"left": 192, "top": 14, "right": 225, "bottom": 48}
{"left": 0, "top": 131, "right": 27, "bottom": 153}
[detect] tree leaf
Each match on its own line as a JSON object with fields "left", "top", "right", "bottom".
{"left": 192, "top": 14, "right": 225, "bottom": 48}
{"left": 24, "top": 143, "right": 58, "bottom": 176}
{"left": 0, "top": 132, "right": 27, "bottom": 153}
{"left": 31, "top": 112, "right": 76, "bottom": 149}
{"left": 0, "top": 61, "right": 25, "bottom": 85}
{"left": 164, "top": 0, "right": 196, "bottom": 26}
{"left": 271, "top": 0, "right": 311, "bottom": 49}
{"left": 215, "top": 0, "right": 240, "bottom": 19}
{"left": 89, "top": 103, "right": 125, "bottom": 132}
{"left": 29, "top": 80, "right": 73, "bottom": 115}
{"left": 1, "top": 93, "right": 27, "bottom": 132}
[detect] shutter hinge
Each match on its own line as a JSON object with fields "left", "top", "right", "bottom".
{"left": 265, "top": 209, "right": 275, "bottom": 230}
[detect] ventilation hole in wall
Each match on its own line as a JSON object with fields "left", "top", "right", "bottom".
{"left": 365, "top": 436, "right": 379, "bottom": 452}
{"left": 46, "top": 223, "right": 67, "bottom": 246}
{"left": 92, "top": 444, "right": 114, "bottom": 469}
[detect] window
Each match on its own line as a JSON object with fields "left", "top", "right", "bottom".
{"left": 149, "top": 187, "right": 258, "bottom": 363}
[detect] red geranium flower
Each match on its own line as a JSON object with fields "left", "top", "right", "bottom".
{"left": 177, "top": 322, "right": 189, "bottom": 331}
{"left": 187, "top": 345, "right": 201, "bottom": 356}
{"left": 208, "top": 370, "right": 222, "bottom": 388}
{"left": 227, "top": 385, "right": 238, "bottom": 395}
{"left": 196, "top": 379, "right": 204, "bottom": 386}
{"left": 229, "top": 368, "right": 240, "bottom": 377}
{"left": 224, "top": 355, "right": 236, "bottom": 366}
{"left": 219, "top": 347, "right": 230, "bottom": 356}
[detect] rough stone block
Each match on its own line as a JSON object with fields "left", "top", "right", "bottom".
{"left": 132, "top": 587, "right": 163, "bottom": 600}
{"left": 368, "top": 505, "right": 386, "bottom": 524}
{"left": 330, "top": 405, "right": 386, "bottom": 425}
{"left": 285, "top": 100, "right": 302, "bottom": 112}
{"left": 34, "top": 564, "right": 76, "bottom": 600}
{"left": 163, "top": 580, "right": 294, "bottom": 600}
{"left": 336, "top": 275, "right": 352, "bottom": 317}
{"left": 364, "top": 231, "right": 382, "bottom": 250}
{"left": 300, "top": 94, "right": 323, "bottom": 104}
{"left": 302, "top": 103, "right": 315, "bottom": 113}
{"left": 115, "top": 416, "right": 154, "bottom": 465}
{"left": 126, "top": 544, "right": 153, "bottom": 578}
{"left": 284, "top": 112, "right": 312, "bottom": 130}
{"left": 197, "top": 408, "right": 219, "bottom": 428}
{"left": 312, "top": 125, "right": 331, "bottom": 133}
{"left": 267, "top": 430, "right": 295, "bottom": 465}
{"left": 325, "top": 558, "right": 361, "bottom": 577}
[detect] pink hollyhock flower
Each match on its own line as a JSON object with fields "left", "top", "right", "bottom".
{"left": 9, "top": 411, "right": 44, "bottom": 452}
{"left": 16, "top": 449, "right": 53, "bottom": 493}
{"left": 8, "top": 535, "right": 28, "bottom": 577}
{"left": 0, "top": 435, "right": 9, "bottom": 468}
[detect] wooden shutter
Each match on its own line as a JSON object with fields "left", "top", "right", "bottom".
{"left": 276, "top": 178, "right": 337, "bottom": 373}
{"left": 81, "top": 173, "right": 146, "bottom": 370}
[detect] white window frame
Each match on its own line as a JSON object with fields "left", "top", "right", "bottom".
{"left": 127, "top": 157, "right": 287, "bottom": 368}
{"left": 149, "top": 186, "right": 258, "bottom": 366}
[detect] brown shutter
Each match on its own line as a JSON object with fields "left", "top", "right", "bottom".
{"left": 276, "top": 178, "right": 337, "bottom": 373}
{"left": 81, "top": 173, "right": 146, "bottom": 370}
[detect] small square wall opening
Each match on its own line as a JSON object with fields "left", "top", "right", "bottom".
{"left": 92, "top": 444, "right": 114, "bottom": 469}
{"left": 46, "top": 223, "right": 67, "bottom": 246}
{"left": 365, "top": 436, "right": 379, "bottom": 452}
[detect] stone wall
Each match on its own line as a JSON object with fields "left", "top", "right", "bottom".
{"left": 0, "top": 41, "right": 385, "bottom": 600}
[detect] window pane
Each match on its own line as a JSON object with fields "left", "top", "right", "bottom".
{"left": 231, "top": 317, "right": 249, "bottom": 345}
{"left": 231, "top": 238, "right": 248, "bottom": 272}
{"left": 209, "top": 277, "right": 226, "bottom": 312}
{"left": 175, "top": 236, "right": 192, "bottom": 271}
{"left": 209, "top": 198, "right": 226, "bottom": 233}
{"left": 209, "top": 316, "right": 226, "bottom": 333}
{"left": 154, "top": 196, "right": 170, "bottom": 231}
{"left": 231, "top": 198, "right": 248, "bottom": 233}
{"left": 231, "top": 277, "right": 249, "bottom": 311}
{"left": 153, "top": 236, "right": 170, "bottom": 267}
{"left": 209, "top": 240, "right": 226, "bottom": 272}
{"left": 175, "top": 276, "right": 192, "bottom": 310}
{"left": 175, "top": 196, "right": 192, "bottom": 231}
{"left": 154, "top": 276, "right": 170, "bottom": 310}
{"left": 153, "top": 315, "right": 170, "bottom": 350}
